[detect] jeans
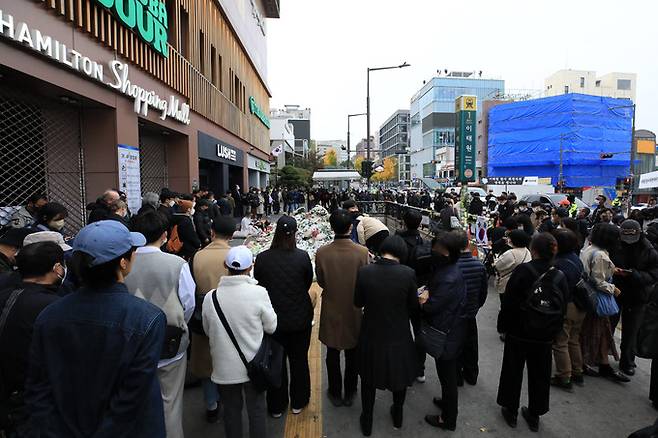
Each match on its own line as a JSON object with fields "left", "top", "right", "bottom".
{"left": 267, "top": 327, "right": 312, "bottom": 413}
{"left": 202, "top": 378, "right": 220, "bottom": 410}
{"left": 326, "top": 347, "right": 358, "bottom": 399}
{"left": 610, "top": 303, "right": 646, "bottom": 369}
{"left": 497, "top": 335, "right": 552, "bottom": 416}
{"left": 457, "top": 317, "right": 479, "bottom": 383}
{"left": 552, "top": 302, "right": 586, "bottom": 378}
{"left": 435, "top": 358, "right": 459, "bottom": 427}
{"left": 217, "top": 382, "right": 267, "bottom": 438}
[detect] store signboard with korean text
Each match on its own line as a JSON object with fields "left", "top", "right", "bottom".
{"left": 454, "top": 95, "right": 477, "bottom": 183}
{"left": 93, "top": 0, "right": 169, "bottom": 58}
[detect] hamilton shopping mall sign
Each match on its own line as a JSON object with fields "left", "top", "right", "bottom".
{"left": 93, "top": 0, "right": 169, "bottom": 58}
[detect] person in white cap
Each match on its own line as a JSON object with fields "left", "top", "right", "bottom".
{"left": 202, "top": 245, "right": 277, "bottom": 438}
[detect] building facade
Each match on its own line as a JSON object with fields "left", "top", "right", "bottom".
{"left": 545, "top": 69, "right": 637, "bottom": 101}
{"left": 378, "top": 110, "right": 410, "bottom": 183}
{"left": 316, "top": 140, "right": 347, "bottom": 165}
{"left": 354, "top": 136, "right": 379, "bottom": 161}
{"left": 270, "top": 117, "right": 295, "bottom": 169}
{"left": 634, "top": 129, "right": 657, "bottom": 199}
{"left": 270, "top": 105, "right": 311, "bottom": 158}
{"left": 408, "top": 72, "right": 505, "bottom": 182}
{"left": 477, "top": 100, "right": 510, "bottom": 178}
{"left": 0, "top": 0, "right": 278, "bottom": 230}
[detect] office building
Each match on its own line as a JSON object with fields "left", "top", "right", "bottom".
{"left": 545, "top": 69, "right": 636, "bottom": 101}
{"left": 378, "top": 110, "right": 411, "bottom": 183}
{"left": 270, "top": 105, "right": 311, "bottom": 158}
{"left": 270, "top": 117, "right": 296, "bottom": 169}
{"left": 0, "top": 0, "right": 279, "bottom": 231}
{"left": 408, "top": 72, "right": 505, "bottom": 182}
{"left": 355, "top": 136, "right": 379, "bottom": 161}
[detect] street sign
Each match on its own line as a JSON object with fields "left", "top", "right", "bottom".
{"left": 639, "top": 170, "right": 658, "bottom": 189}
{"left": 455, "top": 95, "right": 477, "bottom": 183}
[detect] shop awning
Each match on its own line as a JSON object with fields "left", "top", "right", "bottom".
{"left": 312, "top": 170, "right": 362, "bottom": 181}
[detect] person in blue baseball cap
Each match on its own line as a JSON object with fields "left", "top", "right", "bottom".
{"left": 23, "top": 220, "right": 168, "bottom": 437}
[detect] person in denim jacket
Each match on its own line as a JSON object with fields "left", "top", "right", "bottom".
{"left": 23, "top": 220, "right": 167, "bottom": 437}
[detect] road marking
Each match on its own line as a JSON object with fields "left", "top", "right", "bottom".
{"left": 284, "top": 284, "right": 323, "bottom": 438}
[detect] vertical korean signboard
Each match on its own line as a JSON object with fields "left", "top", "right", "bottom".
{"left": 117, "top": 144, "right": 142, "bottom": 213}
{"left": 455, "top": 95, "right": 477, "bottom": 183}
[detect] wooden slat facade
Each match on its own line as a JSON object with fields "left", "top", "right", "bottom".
{"left": 37, "top": 0, "right": 270, "bottom": 152}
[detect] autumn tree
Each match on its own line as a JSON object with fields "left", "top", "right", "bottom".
{"left": 323, "top": 148, "right": 338, "bottom": 167}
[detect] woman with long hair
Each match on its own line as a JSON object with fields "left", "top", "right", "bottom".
{"left": 254, "top": 215, "right": 314, "bottom": 417}
{"left": 580, "top": 223, "right": 629, "bottom": 382}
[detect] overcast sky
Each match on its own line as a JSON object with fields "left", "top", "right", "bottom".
{"left": 267, "top": 0, "right": 657, "bottom": 142}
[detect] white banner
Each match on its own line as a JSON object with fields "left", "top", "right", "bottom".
{"left": 117, "top": 145, "right": 142, "bottom": 213}
{"left": 639, "top": 170, "right": 658, "bottom": 190}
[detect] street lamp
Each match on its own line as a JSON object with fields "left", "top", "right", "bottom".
{"left": 366, "top": 62, "right": 411, "bottom": 188}
{"left": 347, "top": 113, "right": 367, "bottom": 169}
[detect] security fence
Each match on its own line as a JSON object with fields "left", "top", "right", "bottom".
{"left": 0, "top": 88, "right": 86, "bottom": 235}
{"left": 139, "top": 132, "right": 169, "bottom": 196}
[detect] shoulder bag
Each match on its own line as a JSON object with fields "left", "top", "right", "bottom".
{"left": 211, "top": 290, "right": 283, "bottom": 392}
{"left": 583, "top": 249, "right": 619, "bottom": 317}
{"left": 564, "top": 258, "right": 597, "bottom": 313}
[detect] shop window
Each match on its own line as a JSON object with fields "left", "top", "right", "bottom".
{"left": 179, "top": 7, "right": 189, "bottom": 59}
{"left": 617, "top": 79, "right": 632, "bottom": 90}
{"left": 580, "top": 77, "right": 585, "bottom": 88}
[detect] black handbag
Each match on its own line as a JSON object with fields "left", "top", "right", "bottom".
{"left": 161, "top": 325, "right": 184, "bottom": 360}
{"left": 419, "top": 320, "right": 448, "bottom": 359}
{"left": 211, "top": 290, "right": 283, "bottom": 392}
{"left": 637, "top": 287, "right": 658, "bottom": 359}
{"left": 569, "top": 253, "right": 603, "bottom": 314}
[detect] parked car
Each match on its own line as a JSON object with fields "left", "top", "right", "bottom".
{"left": 445, "top": 187, "right": 488, "bottom": 198}
{"left": 521, "top": 193, "right": 589, "bottom": 210}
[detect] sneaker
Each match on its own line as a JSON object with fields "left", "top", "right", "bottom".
{"left": 206, "top": 407, "right": 219, "bottom": 424}
{"left": 521, "top": 406, "right": 539, "bottom": 432}
{"left": 550, "top": 376, "right": 574, "bottom": 392}
{"left": 292, "top": 408, "right": 303, "bottom": 415}
{"left": 416, "top": 375, "right": 426, "bottom": 383}
{"left": 571, "top": 373, "right": 585, "bottom": 387}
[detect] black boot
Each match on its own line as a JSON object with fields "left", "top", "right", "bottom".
{"left": 521, "top": 406, "right": 539, "bottom": 432}
{"left": 501, "top": 407, "right": 517, "bottom": 428}
{"left": 390, "top": 404, "right": 403, "bottom": 429}
{"left": 360, "top": 413, "right": 373, "bottom": 436}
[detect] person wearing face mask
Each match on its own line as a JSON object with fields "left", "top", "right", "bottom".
{"left": 418, "top": 231, "right": 467, "bottom": 431}
{"left": 529, "top": 201, "right": 544, "bottom": 230}
{"left": 22, "top": 231, "right": 75, "bottom": 296}
{"left": 0, "top": 242, "right": 63, "bottom": 436}
{"left": 10, "top": 193, "right": 48, "bottom": 229}
{"left": 32, "top": 202, "right": 68, "bottom": 234}
{"left": 24, "top": 220, "right": 167, "bottom": 438}
{"left": 158, "top": 190, "right": 177, "bottom": 226}
{"left": 343, "top": 200, "right": 362, "bottom": 244}
{"left": 170, "top": 199, "right": 202, "bottom": 260}
{"left": 515, "top": 200, "right": 530, "bottom": 216}
{"left": 592, "top": 195, "right": 608, "bottom": 224}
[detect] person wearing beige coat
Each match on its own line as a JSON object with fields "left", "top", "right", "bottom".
{"left": 190, "top": 217, "right": 235, "bottom": 422}
{"left": 315, "top": 209, "right": 369, "bottom": 407}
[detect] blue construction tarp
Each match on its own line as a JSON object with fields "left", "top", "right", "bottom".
{"left": 487, "top": 93, "right": 634, "bottom": 187}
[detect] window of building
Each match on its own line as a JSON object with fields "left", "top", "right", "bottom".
{"left": 617, "top": 79, "right": 632, "bottom": 90}
{"left": 211, "top": 45, "right": 218, "bottom": 88}
{"left": 199, "top": 31, "right": 205, "bottom": 76}
{"left": 580, "top": 77, "right": 585, "bottom": 88}
{"left": 595, "top": 80, "right": 601, "bottom": 87}
{"left": 564, "top": 85, "right": 569, "bottom": 94}
{"left": 179, "top": 7, "right": 189, "bottom": 59}
{"left": 218, "top": 55, "right": 223, "bottom": 91}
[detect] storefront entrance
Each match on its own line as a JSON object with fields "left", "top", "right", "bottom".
{"left": 0, "top": 86, "right": 86, "bottom": 233}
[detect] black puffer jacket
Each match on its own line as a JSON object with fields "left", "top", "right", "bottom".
{"left": 456, "top": 252, "right": 488, "bottom": 318}
{"left": 610, "top": 236, "right": 658, "bottom": 305}
{"left": 170, "top": 214, "right": 201, "bottom": 259}
{"left": 254, "top": 248, "right": 314, "bottom": 333}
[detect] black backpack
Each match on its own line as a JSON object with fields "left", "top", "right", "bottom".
{"left": 405, "top": 235, "right": 433, "bottom": 286}
{"left": 520, "top": 266, "right": 567, "bottom": 341}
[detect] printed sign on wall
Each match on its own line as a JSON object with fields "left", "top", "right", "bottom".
{"left": 118, "top": 144, "right": 142, "bottom": 213}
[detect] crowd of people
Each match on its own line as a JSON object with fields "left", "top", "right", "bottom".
{"left": 1, "top": 184, "right": 658, "bottom": 438}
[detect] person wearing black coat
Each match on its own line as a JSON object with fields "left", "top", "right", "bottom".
{"left": 419, "top": 232, "right": 467, "bottom": 431}
{"left": 193, "top": 200, "right": 212, "bottom": 247}
{"left": 170, "top": 200, "right": 201, "bottom": 260}
{"left": 354, "top": 236, "right": 418, "bottom": 436}
{"left": 254, "top": 216, "right": 313, "bottom": 417}
{"left": 0, "top": 242, "right": 63, "bottom": 434}
{"left": 454, "top": 231, "right": 488, "bottom": 386}
{"left": 609, "top": 219, "right": 658, "bottom": 376}
{"left": 497, "top": 233, "right": 569, "bottom": 433}
{"left": 468, "top": 193, "right": 484, "bottom": 216}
